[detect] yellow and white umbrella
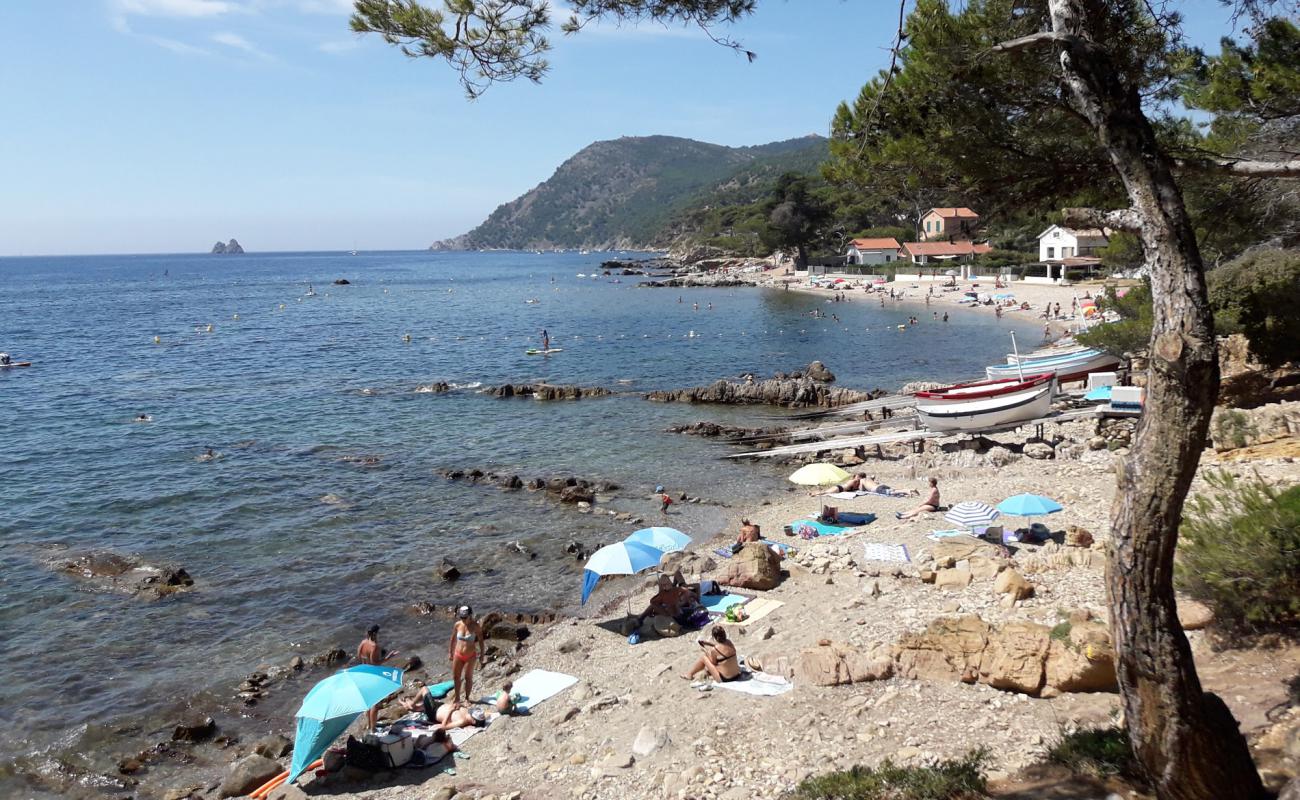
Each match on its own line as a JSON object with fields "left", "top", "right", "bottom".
{"left": 788, "top": 463, "right": 851, "bottom": 486}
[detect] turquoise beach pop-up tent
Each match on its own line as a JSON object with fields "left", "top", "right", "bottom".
{"left": 288, "top": 664, "right": 405, "bottom": 783}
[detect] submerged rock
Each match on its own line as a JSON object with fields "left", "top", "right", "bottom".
{"left": 57, "top": 551, "right": 195, "bottom": 599}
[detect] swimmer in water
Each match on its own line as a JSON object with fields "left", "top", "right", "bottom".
{"left": 135, "top": 414, "right": 152, "bottom": 423}
{"left": 198, "top": 447, "right": 216, "bottom": 462}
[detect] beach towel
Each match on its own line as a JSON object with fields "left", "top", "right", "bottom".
{"left": 722, "top": 597, "right": 783, "bottom": 626}
{"left": 702, "top": 593, "right": 750, "bottom": 614}
{"left": 759, "top": 539, "right": 794, "bottom": 556}
{"left": 834, "top": 512, "right": 877, "bottom": 526}
{"left": 712, "top": 547, "right": 734, "bottom": 559}
{"left": 788, "top": 519, "right": 849, "bottom": 537}
{"left": 712, "top": 671, "right": 793, "bottom": 697}
{"left": 861, "top": 542, "right": 910, "bottom": 563}
{"left": 926, "top": 529, "right": 978, "bottom": 541}
{"left": 831, "top": 488, "right": 909, "bottom": 499}
{"left": 498, "top": 668, "right": 578, "bottom": 713}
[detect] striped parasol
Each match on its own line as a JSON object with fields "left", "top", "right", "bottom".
{"left": 944, "top": 501, "right": 1000, "bottom": 532}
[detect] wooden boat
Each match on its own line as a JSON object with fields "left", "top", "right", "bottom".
{"left": 985, "top": 349, "right": 1119, "bottom": 383}
{"left": 913, "top": 373, "right": 1054, "bottom": 404}
{"left": 916, "top": 383, "right": 1055, "bottom": 432}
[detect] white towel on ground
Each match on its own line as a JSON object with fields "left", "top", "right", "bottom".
{"left": 712, "top": 671, "right": 793, "bottom": 697}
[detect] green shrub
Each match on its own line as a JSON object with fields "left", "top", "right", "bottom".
{"left": 789, "top": 749, "right": 988, "bottom": 800}
{"left": 1176, "top": 471, "right": 1300, "bottom": 634}
{"left": 1049, "top": 621, "right": 1073, "bottom": 643}
{"left": 1207, "top": 248, "right": 1300, "bottom": 369}
{"left": 1075, "top": 281, "right": 1153, "bottom": 357}
{"left": 1047, "top": 727, "right": 1139, "bottom": 780}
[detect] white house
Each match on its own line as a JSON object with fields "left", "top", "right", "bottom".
{"left": 845, "top": 237, "right": 902, "bottom": 265}
{"left": 1037, "top": 225, "right": 1109, "bottom": 262}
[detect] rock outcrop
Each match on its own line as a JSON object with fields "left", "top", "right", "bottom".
{"left": 1209, "top": 400, "right": 1300, "bottom": 453}
{"left": 891, "top": 614, "right": 1117, "bottom": 697}
{"left": 210, "top": 239, "right": 244, "bottom": 254}
{"left": 717, "top": 542, "right": 782, "bottom": 590}
{"left": 1219, "top": 333, "right": 1300, "bottom": 408}
{"left": 486, "top": 384, "right": 614, "bottom": 400}
{"left": 647, "top": 365, "right": 881, "bottom": 408}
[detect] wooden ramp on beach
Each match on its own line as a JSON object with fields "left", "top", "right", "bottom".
{"left": 726, "top": 407, "right": 1104, "bottom": 459}
{"left": 773, "top": 393, "right": 920, "bottom": 421}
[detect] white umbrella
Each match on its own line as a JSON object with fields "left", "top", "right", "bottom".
{"left": 944, "top": 501, "right": 999, "bottom": 532}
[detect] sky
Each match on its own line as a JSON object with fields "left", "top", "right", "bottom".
{"left": 0, "top": 0, "right": 1247, "bottom": 256}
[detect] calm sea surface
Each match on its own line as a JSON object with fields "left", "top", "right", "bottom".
{"left": 0, "top": 250, "right": 1039, "bottom": 791}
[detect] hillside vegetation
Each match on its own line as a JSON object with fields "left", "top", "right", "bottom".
{"left": 431, "top": 134, "right": 827, "bottom": 251}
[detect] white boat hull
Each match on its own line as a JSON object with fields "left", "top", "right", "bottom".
{"left": 986, "top": 351, "right": 1119, "bottom": 383}
{"left": 917, "top": 385, "right": 1055, "bottom": 432}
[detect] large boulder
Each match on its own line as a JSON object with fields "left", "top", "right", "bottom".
{"left": 927, "top": 539, "right": 1002, "bottom": 569}
{"left": 717, "top": 542, "right": 782, "bottom": 590}
{"left": 1044, "top": 621, "right": 1117, "bottom": 694}
{"left": 752, "top": 642, "right": 891, "bottom": 686}
{"left": 1176, "top": 598, "right": 1215, "bottom": 631}
{"left": 978, "top": 621, "right": 1051, "bottom": 694}
{"left": 892, "top": 615, "right": 991, "bottom": 683}
{"left": 993, "top": 569, "right": 1034, "bottom": 600}
{"left": 805, "top": 361, "right": 836, "bottom": 382}
{"left": 218, "top": 754, "right": 282, "bottom": 798}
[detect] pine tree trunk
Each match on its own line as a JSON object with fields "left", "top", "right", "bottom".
{"left": 1045, "top": 2, "right": 1265, "bottom": 798}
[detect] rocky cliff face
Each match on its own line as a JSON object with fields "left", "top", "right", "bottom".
{"left": 210, "top": 238, "right": 244, "bottom": 254}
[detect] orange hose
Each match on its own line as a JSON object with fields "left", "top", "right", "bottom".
{"left": 248, "top": 771, "right": 287, "bottom": 798}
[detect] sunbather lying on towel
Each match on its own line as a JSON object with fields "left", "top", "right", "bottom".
{"left": 811, "top": 472, "right": 866, "bottom": 496}
{"left": 681, "top": 626, "right": 742, "bottom": 683}
{"left": 400, "top": 685, "right": 491, "bottom": 729}
{"left": 896, "top": 477, "right": 940, "bottom": 520}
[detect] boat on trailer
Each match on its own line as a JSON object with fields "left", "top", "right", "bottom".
{"left": 985, "top": 348, "right": 1119, "bottom": 383}
{"left": 916, "top": 383, "right": 1056, "bottom": 432}
{"left": 913, "top": 373, "right": 1054, "bottom": 404}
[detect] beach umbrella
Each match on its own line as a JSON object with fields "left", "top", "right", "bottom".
{"left": 788, "top": 463, "right": 851, "bottom": 486}
{"left": 944, "top": 269, "right": 960, "bottom": 277}
{"left": 997, "top": 493, "right": 1063, "bottom": 528}
{"left": 944, "top": 501, "right": 1000, "bottom": 532}
{"left": 580, "top": 540, "right": 668, "bottom": 605}
{"left": 288, "top": 664, "right": 405, "bottom": 783}
{"left": 626, "top": 526, "right": 690, "bottom": 553}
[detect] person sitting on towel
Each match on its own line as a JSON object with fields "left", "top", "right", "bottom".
{"left": 812, "top": 472, "right": 865, "bottom": 497}
{"left": 730, "top": 518, "right": 762, "bottom": 552}
{"left": 896, "top": 477, "right": 941, "bottom": 520}
{"left": 636, "top": 575, "right": 695, "bottom": 629}
{"left": 681, "top": 626, "right": 742, "bottom": 683}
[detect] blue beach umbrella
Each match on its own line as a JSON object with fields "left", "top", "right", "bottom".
{"left": 626, "top": 527, "right": 691, "bottom": 553}
{"left": 580, "top": 540, "right": 668, "bottom": 605}
{"left": 288, "top": 664, "right": 405, "bottom": 783}
{"left": 997, "top": 493, "right": 1063, "bottom": 527}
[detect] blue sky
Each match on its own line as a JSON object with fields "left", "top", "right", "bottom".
{"left": 0, "top": 0, "right": 1243, "bottom": 255}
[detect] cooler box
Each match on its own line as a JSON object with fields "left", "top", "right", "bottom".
{"left": 1087, "top": 372, "right": 1118, "bottom": 390}
{"left": 378, "top": 732, "right": 415, "bottom": 768}
{"left": 1110, "top": 386, "right": 1144, "bottom": 409}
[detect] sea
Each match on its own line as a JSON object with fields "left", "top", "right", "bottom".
{"left": 0, "top": 250, "right": 1040, "bottom": 796}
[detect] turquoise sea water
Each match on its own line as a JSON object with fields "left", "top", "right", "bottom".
{"left": 0, "top": 250, "right": 1039, "bottom": 793}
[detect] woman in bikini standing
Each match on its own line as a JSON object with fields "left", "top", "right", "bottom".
{"left": 448, "top": 605, "right": 483, "bottom": 707}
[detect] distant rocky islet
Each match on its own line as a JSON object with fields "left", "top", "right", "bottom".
{"left": 210, "top": 238, "right": 245, "bottom": 254}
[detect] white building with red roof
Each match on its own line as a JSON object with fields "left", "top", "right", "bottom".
{"left": 902, "top": 240, "right": 993, "bottom": 265}
{"left": 844, "top": 237, "right": 902, "bottom": 265}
